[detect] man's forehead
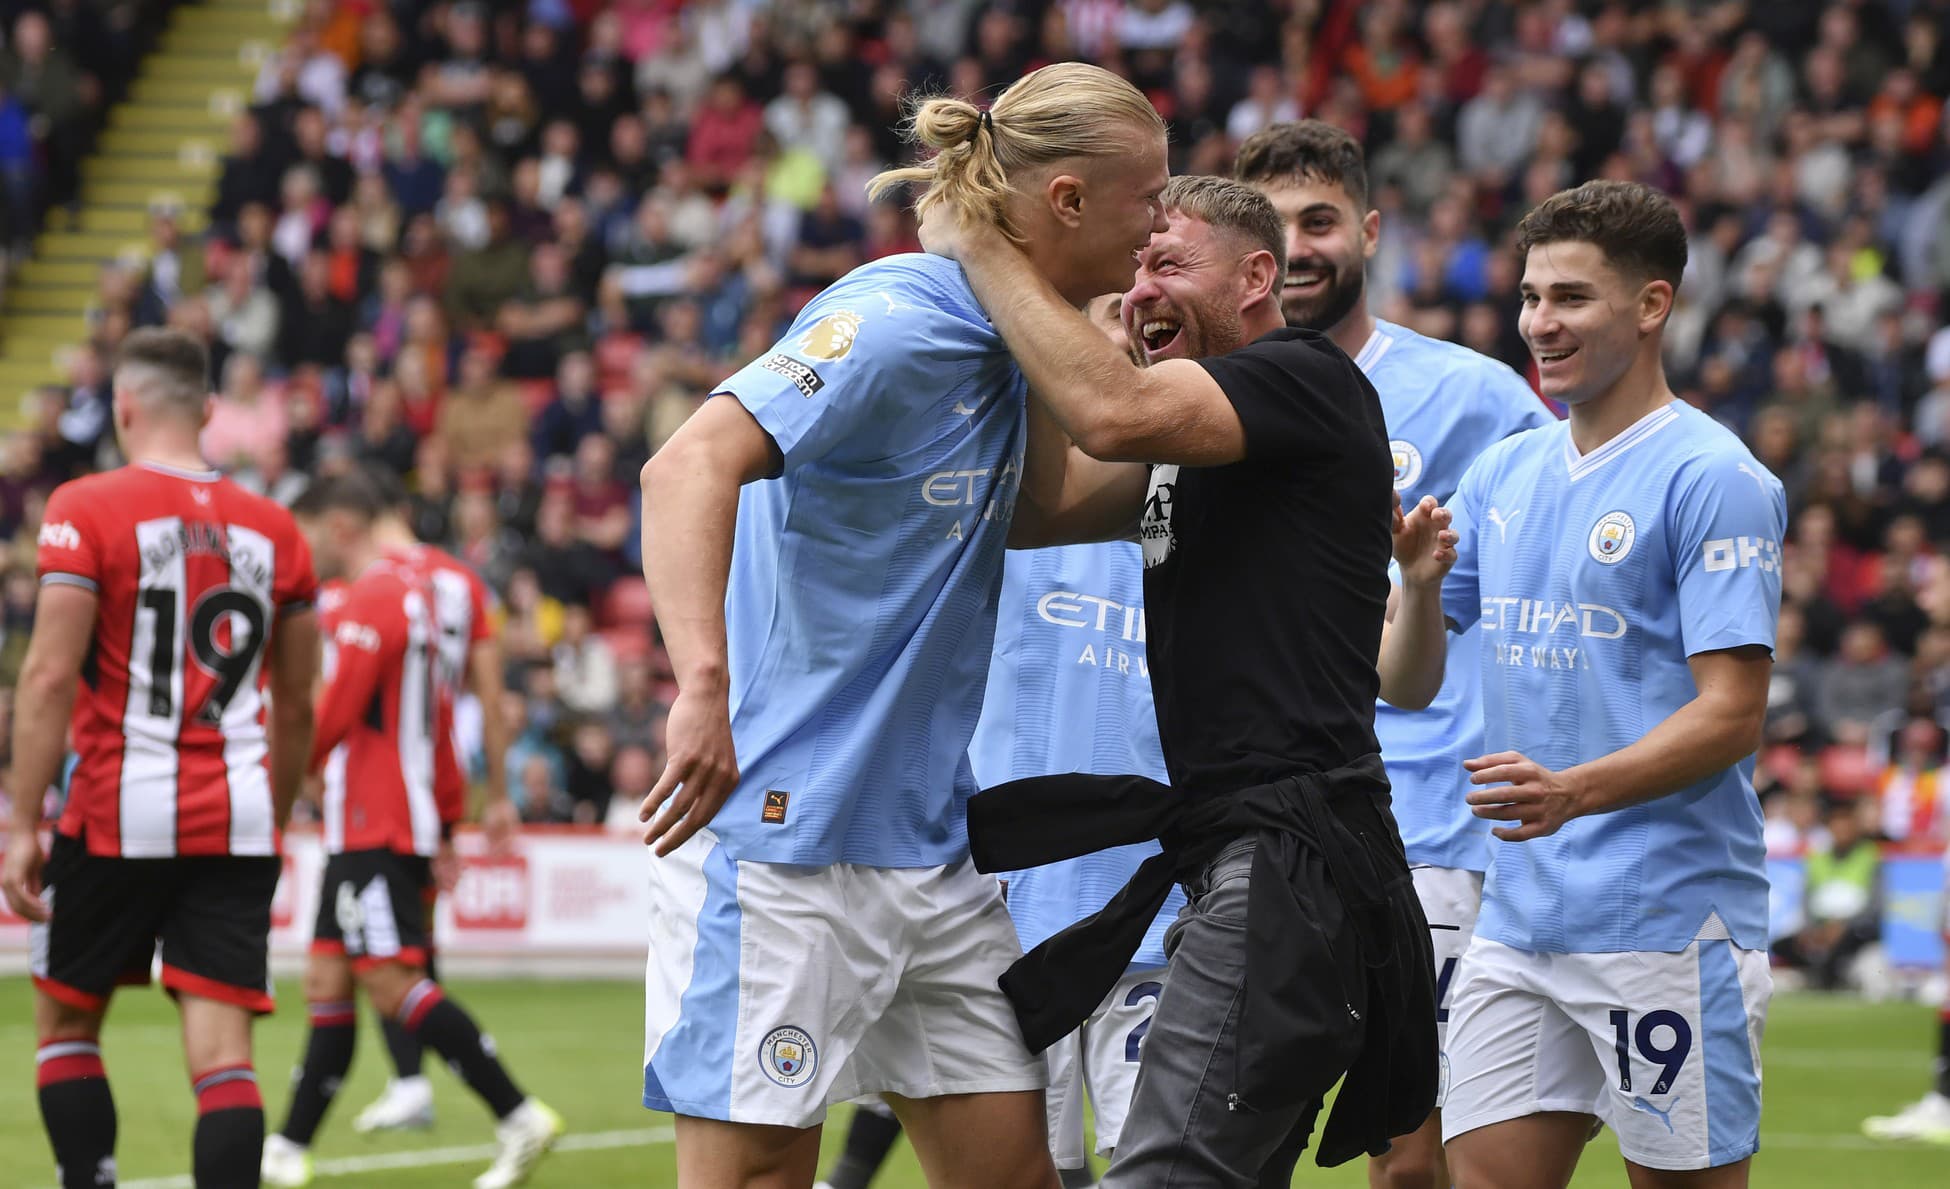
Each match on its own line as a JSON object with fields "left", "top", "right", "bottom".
{"left": 1258, "top": 178, "right": 1358, "bottom": 217}
{"left": 1520, "top": 240, "right": 1615, "bottom": 288}
{"left": 1138, "top": 216, "right": 1212, "bottom": 260}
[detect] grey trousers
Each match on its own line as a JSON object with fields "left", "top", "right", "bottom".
{"left": 1099, "top": 837, "right": 1321, "bottom": 1189}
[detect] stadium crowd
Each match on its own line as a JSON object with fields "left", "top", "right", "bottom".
{"left": 1, "top": 0, "right": 1949, "bottom": 862}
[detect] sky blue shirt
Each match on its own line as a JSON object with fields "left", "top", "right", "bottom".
{"left": 969, "top": 542, "right": 1182, "bottom": 968}
{"left": 712, "top": 254, "right": 1026, "bottom": 867}
{"left": 1357, "top": 320, "right": 1552, "bottom": 872}
{"left": 1441, "top": 400, "right": 1786, "bottom": 953}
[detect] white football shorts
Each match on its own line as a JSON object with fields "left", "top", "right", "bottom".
{"left": 642, "top": 828, "right": 1046, "bottom": 1129}
{"left": 1044, "top": 965, "right": 1166, "bottom": 1168}
{"left": 1441, "top": 933, "right": 1770, "bottom": 1170}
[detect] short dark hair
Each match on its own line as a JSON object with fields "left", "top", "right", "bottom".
{"left": 1233, "top": 120, "right": 1369, "bottom": 211}
{"left": 361, "top": 464, "right": 410, "bottom": 512}
{"left": 290, "top": 471, "right": 385, "bottom": 522}
{"left": 113, "top": 328, "right": 209, "bottom": 418}
{"left": 1515, "top": 180, "right": 1688, "bottom": 289}
{"left": 1161, "top": 175, "right": 1287, "bottom": 277}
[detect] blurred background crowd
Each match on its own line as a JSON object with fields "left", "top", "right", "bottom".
{"left": 0, "top": 0, "right": 1948, "bottom": 928}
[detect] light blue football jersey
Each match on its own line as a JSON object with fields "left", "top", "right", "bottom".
{"left": 1357, "top": 320, "right": 1552, "bottom": 873}
{"left": 968, "top": 542, "right": 1183, "bottom": 969}
{"left": 1441, "top": 400, "right": 1786, "bottom": 953}
{"left": 712, "top": 253, "right": 1026, "bottom": 867}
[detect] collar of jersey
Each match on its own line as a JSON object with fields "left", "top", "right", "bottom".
{"left": 1562, "top": 401, "right": 1679, "bottom": 483}
{"left": 139, "top": 459, "right": 222, "bottom": 482}
{"left": 1351, "top": 321, "right": 1397, "bottom": 376}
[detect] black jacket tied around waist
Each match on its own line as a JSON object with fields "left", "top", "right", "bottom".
{"left": 967, "top": 753, "right": 1438, "bottom": 1168}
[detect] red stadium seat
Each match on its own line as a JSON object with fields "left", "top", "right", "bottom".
{"left": 1818, "top": 744, "right": 1875, "bottom": 797}
{"left": 601, "top": 576, "right": 655, "bottom": 630}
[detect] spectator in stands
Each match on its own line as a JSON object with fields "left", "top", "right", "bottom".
{"left": 278, "top": 250, "right": 357, "bottom": 369}
{"left": 2, "top": 11, "right": 83, "bottom": 212}
{"left": 601, "top": 744, "right": 657, "bottom": 832}
{"left": 554, "top": 603, "right": 619, "bottom": 718}
{"left": 1783, "top": 798, "right": 1883, "bottom": 990}
{"left": 1767, "top": 603, "right": 1824, "bottom": 747}
{"left": 200, "top": 354, "right": 288, "bottom": 476}
{"left": 606, "top": 658, "right": 664, "bottom": 754}
{"left": 530, "top": 351, "right": 603, "bottom": 465}
{"left": 1456, "top": 63, "right": 1542, "bottom": 185}
{"left": 1819, "top": 621, "right": 1914, "bottom": 745}
{"left": 435, "top": 344, "right": 528, "bottom": 473}
{"left": 446, "top": 198, "right": 529, "bottom": 335}
{"left": 497, "top": 243, "right": 589, "bottom": 379}
{"left": 1874, "top": 717, "right": 1948, "bottom": 849}
{"left": 564, "top": 720, "right": 616, "bottom": 826}
{"left": 518, "top": 490, "right": 606, "bottom": 610}
{"left": 0, "top": 79, "right": 36, "bottom": 247}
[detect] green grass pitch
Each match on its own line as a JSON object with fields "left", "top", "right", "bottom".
{"left": 3, "top": 977, "right": 1948, "bottom": 1186}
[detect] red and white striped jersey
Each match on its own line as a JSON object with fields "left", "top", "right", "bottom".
{"left": 36, "top": 462, "right": 317, "bottom": 858}
{"left": 388, "top": 543, "right": 494, "bottom": 701}
{"left": 311, "top": 559, "right": 462, "bottom": 856}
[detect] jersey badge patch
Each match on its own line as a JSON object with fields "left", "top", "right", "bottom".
{"left": 760, "top": 1026, "right": 817, "bottom": 1087}
{"left": 1588, "top": 511, "right": 1637, "bottom": 565}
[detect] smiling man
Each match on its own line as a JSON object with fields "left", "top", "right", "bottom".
{"left": 927, "top": 175, "right": 1445, "bottom": 1186}
{"left": 1235, "top": 121, "right": 1552, "bottom": 1189}
{"left": 1377, "top": 181, "right": 1784, "bottom": 1189}
{"left": 635, "top": 62, "right": 1170, "bottom": 1189}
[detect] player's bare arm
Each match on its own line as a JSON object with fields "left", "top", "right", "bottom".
{"left": 1377, "top": 493, "right": 1459, "bottom": 711}
{"left": 467, "top": 637, "right": 519, "bottom": 851}
{"left": 1465, "top": 645, "right": 1772, "bottom": 842}
{"left": 1, "top": 582, "right": 97, "bottom": 921}
{"left": 1009, "top": 389, "right": 1150, "bottom": 548}
{"left": 922, "top": 210, "right": 1252, "bottom": 466}
{"left": 266, "top": 607, "right": 321, "bottom": 830}
{"left": 637, "top": 394, "right": 779, "bottom": 856}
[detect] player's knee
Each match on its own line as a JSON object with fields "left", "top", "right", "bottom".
{"left": 357, "top": 963, "right": 423, "bottom": 1019}
{"left": 1370, "top": 1150, "right": 1442, "bottom": 1189}
{"left": 34, "top": 993, "right": 104, "bottom": 1046}
{"left": 302, "top": 954, "right": 353, "bottom": 1005}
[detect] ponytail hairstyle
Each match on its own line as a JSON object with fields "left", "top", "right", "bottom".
{"left": 867, "top": 62, "right": 1165, "bottom": 243}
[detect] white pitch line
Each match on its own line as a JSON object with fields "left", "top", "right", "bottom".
{"left": 91, "top": 1124, "right": 1922, "bottom": 1187}
{"left": 109, "top": 1126, "right": 676, "bottom": 1189}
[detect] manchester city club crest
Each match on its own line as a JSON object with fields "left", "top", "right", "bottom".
{"left": 760, "top": 1025, "right": 818, "bottom": 1087}
{"left": 1588, "top": 510, "right": 1637, "bottom": 565}
{"left": 1389, "top": 440, "right": 1423, "bottom": 491}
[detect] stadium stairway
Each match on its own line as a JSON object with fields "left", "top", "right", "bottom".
{"left": 0, "top": 0, "right": 294, "bottom": 428}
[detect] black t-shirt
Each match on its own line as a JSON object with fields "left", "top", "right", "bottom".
{"left": 1139, "top": 327, "right": 1393, "bottom": 795}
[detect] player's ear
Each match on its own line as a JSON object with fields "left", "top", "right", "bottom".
{"left": 1044, "top": 172, "right": 1086, "bottom": 230}
{"left": 1362, "top": 208, "right": 1381, "bottom": 260}
{"left": 1638, "top": 279, "right": 1675, "bottom": 334}
{"left": 199, "top": 392, "right": 215, "bottom": 431}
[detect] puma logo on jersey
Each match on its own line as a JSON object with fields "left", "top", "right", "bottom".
{"left": 38, "top": 520, "right": 80, "bottom": 551}
{"left": 1486, "top": 506, "right": 1522, "bottom": 543}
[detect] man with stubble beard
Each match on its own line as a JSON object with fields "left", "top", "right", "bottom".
{"left": 924, "top": 175, "right": 1453, "bottom": 1185}
{"left": 1235, "top": 121, "right": 1552, "bottom": 1189}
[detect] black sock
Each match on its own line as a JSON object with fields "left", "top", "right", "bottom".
{"left": 380, "top": 1010, "right": 425, "bottom": 1080}
{"left": 192, "top": 1064, "right": 264, "bottom": 1189}
{"left": 280, "top": 1001, "right": 357, "bottom": 1146}
{"left": 1935, "top": 1009, "right": 1950, "bottom": 1099}
{"left": 36, "top": 1041, "right": 117, "bottom": 1189}
{"left": 823, "top": 1104, "right": 905, "bottom": 1189}
{"left": 400, "top": 980, "right": 526, "bottom": 1118}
